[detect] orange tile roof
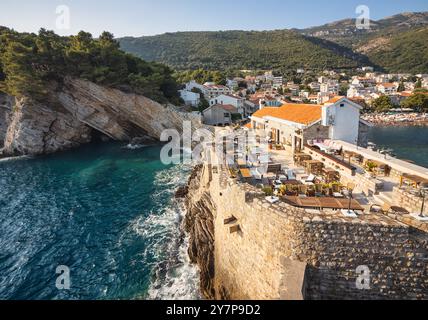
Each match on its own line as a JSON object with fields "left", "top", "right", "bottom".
{"left": 244, "top": 123, "right": 252, "bottom": 129}
{"left": 252, "top": 104, "right": 322, "bottom": 125}
{"left": 379, "top": 83, "right": 396, "bottom": 88}
{"left": 324, "top": 96, "right": 345, "bottom": 104}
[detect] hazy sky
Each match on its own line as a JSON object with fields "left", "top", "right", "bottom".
{"left": 0, "top": 0, "right": 427, "bottom": 37}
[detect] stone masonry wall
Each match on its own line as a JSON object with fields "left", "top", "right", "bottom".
{"left": 205, "top": 164, "right": 428, "bottom": 300}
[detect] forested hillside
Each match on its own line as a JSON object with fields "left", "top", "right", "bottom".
{"left": 119, "top": 30, "right": 366, "bottom": 73}
{"left": 119, "top": 12, "right": 428, "bottom": 74}
{"left": 0, "top": 27, "right": 180, "bottom": 103}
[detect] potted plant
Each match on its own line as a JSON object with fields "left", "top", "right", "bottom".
{"left": 365, "top": 161, "right": 378, "bottom": 178}
{"left": 262, "top": 186, "right": 274, "bottom": 196}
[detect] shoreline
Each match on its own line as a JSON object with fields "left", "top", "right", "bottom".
{"left": 362, "top": 113, "right": 428, "bottom": 127}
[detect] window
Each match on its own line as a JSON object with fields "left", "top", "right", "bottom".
{"left": 224, "top": 113, "right": 230, "bottom": 118}
{"left": 340, "top": 103, "right": 345, "bottom": 108}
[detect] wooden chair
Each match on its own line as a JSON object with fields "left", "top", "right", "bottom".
{"left": 315, "top": 184, "right": 324, "bottom": 197}
{"left": 306, "top": 187, "right": 316, "bottom": 197}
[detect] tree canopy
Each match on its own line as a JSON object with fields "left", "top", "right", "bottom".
{"left": 401, "top": 93, "right": 428, "bottom": 112}
{"left": 372, "top": 96, "right": 394, "bottom": 113}
{"left": 0, "top": 28, "right": 180, "bottom": 103}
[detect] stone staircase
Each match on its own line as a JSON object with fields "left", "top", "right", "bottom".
{"left": 373, "top": 191, "right": 395, "bottom": 206}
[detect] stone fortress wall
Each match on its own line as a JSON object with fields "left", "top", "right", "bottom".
{"left": 198, "top": 162, "right": 428, "bottom": 300}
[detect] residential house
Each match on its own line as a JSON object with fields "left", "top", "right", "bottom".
{"left": 320, "top": 81, "right": 339, "bottom": 95}
{"left": 318, "top": 76, "right": 328, "bottom": 84}
{"left": 226, "top": 78, "right": 238, "bottom": 89}
{"left": 179, "top": 90, "right": 200, "bottom": 108}
{"left": 202, "top": 104, "right": 239, "bottom": 126}
{"left": 317, "top": 92, "right": 332, "bottom": 104}
{"left": 308, "top": 95, "right": 319, "bottom": 104}
{"left": 286, "top": 83, "right": 300, "bottom": 96}
{"left": 272, "top": 76, "right": 283, "bottom": 89}
{"left": 376, "top": 83, "right": 398, "bottom": 95}
{"left": 203, "top": 83, "right": 232, "bottom": 100}
{"left": 308, "top": 82, "right": 320, "bottom": 91}
{"left": 351, "top": 77, "right": 375, "bottom": 87}
{"left": 185, "top": 80, "right": 206, "bottom": 93}
{"left": 209, "top": 94, "right": 246, "bottom": 116}
{"left": 362, "top": 66, "right": 374, "bottom": 72}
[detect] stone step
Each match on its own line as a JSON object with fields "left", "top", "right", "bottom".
{"left": 373, "top": 192, "right": 394, "bottom": 206}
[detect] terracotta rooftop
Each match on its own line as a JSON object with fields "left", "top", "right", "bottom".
{"left": 215, "top": 104, "right": 238, "bottom": 113}
{"left": 252, "top": 103, "right": 322, "bottom": 125}
{"left": 324, "top": 96, "right": 345, "bottom": 104}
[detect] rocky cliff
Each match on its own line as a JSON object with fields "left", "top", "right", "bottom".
{"left": 184, "top": 165, "right": 216, "bottom": 299}
{"left": 0, "top": 78, "right": 201, "bottom": 156}
{"left": 2, "top": 97, "right": 92, "bottom": 156}
{"left": 0, "top": 94, "right": 12, "bottom": 147}
{"left": 56, "top": 78, "right": 201, "bottom": 141}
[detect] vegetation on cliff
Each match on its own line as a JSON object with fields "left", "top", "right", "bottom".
{"left": 0, "top": 27, "right": 180, "bottom": 103}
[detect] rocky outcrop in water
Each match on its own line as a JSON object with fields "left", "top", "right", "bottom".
{"left": 2, "top": 97, "right": 91, "bottom": 156}
{"left": 0, "top": 78, "right": 202, "bottom": 156}
{"left": 184, "top": 165, "right": 216, "bottom": 299}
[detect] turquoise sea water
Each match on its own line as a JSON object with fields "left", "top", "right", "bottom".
{"left": 0, "top": 142, "right": 200, "bottom": 300}
{"left": 368, "top": 126, "right": 428, "bottom": 168}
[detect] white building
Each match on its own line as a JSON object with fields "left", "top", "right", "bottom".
{"left": 249, "top": 97, "right": 370, "bottom": 152}
{"left": 185, "top": 80, "right": 206, "bottom": 93}
{"left": 351, "top": 77, "right": 375, "bottom": 87}
{"left": 179, "top": 90, "right": 200, "bottom": 107}
{"left": 209, "top": 94, "right": 246, "bottom": 116}
{"left": 376, "top": 83, "right": 398, "bottom": 95}
{"left": 320, "top": 81, "right": 339, "bottom": 95}
{"left": 272, "top": 76, "right": 284, "bottom": 89}
{"left": 362, "top": 66, "right": 374, "bottom": 72}
{"left": 308, "top": 82, "right": 321, "bottom": 91}
{"left": 202, "top": 104, "right": 239, "bottom": 126}
{"left": 226, "top": 79, "right": 238, "bottom": 89}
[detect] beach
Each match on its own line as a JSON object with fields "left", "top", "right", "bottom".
{"left": 362, "top": 113, "right": 428, "bottom": 126}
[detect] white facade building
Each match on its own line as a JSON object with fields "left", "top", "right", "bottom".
{"left": 179, "top": 90, "right": 200, "bottom": 107}
{"left": 209, "top": 94, "right": 246, "bottom": 116}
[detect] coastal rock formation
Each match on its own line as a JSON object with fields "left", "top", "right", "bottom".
{"left": 184, "top": 165, "right": 216, "bottom": 299}
{"left": 57, "top": 77, "right": 202, "bottom": 141}
{"left": 0, "top": 78, "right": 202, "bottom": 156}
{"left": 0, "top": 94, "right": 12, "bottom": 147}
{"left": 2, "top": 97, "right": 91, "bottom": 156}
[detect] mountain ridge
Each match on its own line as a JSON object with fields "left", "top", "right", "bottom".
{"left": 118, "top": 12, "right": 428, "bottom": 73}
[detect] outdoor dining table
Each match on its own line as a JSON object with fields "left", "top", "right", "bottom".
{"left": 283, "top": 196, "right": 364, "bottom": 211}
{"left": 239, "top": 168, "right": 252, "bottom": 179}
{"left": 237, "top": 159, "right": 247, "bottom": 168}
{"left": 400, "top": 173, "right": 428, "bottom": 188}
